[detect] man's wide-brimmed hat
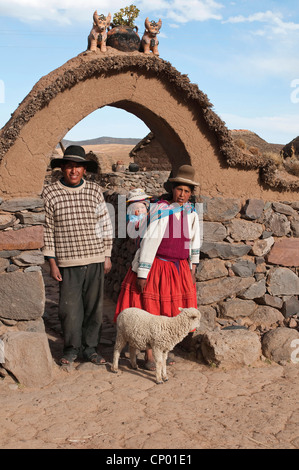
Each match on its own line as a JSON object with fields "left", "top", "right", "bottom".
{"left": 127, "top": 188, "right": 152, "bottom": 202}
{"left": 168, "top": 165, "right": 199, "bottom": 186}
{"left": 50, "top": 145, "right": 98, "bottom": 173}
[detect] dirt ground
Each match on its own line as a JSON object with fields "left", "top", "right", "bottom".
{"left": 0, "top": 265, "right": 299, "bottom": 450}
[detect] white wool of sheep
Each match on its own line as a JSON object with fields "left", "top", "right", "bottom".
{"left": 112, "top": 307, "right": 201, "bottom": 384}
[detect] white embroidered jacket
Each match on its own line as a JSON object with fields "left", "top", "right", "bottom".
{"left": 131, "top": 204, "right": 202, "bottom": 279}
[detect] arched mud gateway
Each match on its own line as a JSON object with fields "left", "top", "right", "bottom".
{"left": 0, "top": 49, "right": 296, "bottom": 200}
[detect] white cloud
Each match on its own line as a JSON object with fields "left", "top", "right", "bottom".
{"left": 220, "top": 112, "right": 299, "bottom": 144}
{"left": 225, "top": 10, "right": 280, "bottom": 24}
{"left": 225, "top": 9, "right": 299, "bottom": 36}
{"left": 158, "top": 0, "right": 224, "bottom": 24}
{"left": 0, "top": 0, "right": 128, "bottom": 24}
{"left": 217, "top": 9, "right": 299, "bottom": 81}
{"left": 0, "top": 0, "right": 224, "bottom": 24}
{"left": 272, "top": 17, "right": 299, "bottom": 35}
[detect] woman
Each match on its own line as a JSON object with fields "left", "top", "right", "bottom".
{"left": 114, "top": 165, "right": 201, "bottom": 369}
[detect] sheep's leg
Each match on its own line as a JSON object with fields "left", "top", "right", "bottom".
{"left": 129, "top": 346, "right": 138, "bottom": 370}
{"left": 162, "top": 352, "right": 169, "bottom": 382}
{"left": 111, "top": 333, "right": 127, "bottom": 373}
{"left": 111, "top": 348, "right": 120, "bottom": 373}
{"left": 153, "top": 349, "right": 163, "bottom": 384}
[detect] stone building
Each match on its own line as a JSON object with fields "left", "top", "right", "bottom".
{"left": 130, "top": 132, "right": 171, "bottom": 171}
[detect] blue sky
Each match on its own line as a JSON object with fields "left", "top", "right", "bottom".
{"left": 0, "top": 0, "right": 298, "bottom": 144}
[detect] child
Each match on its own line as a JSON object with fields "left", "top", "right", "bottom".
{"left": 126, "top": 188, "right": 151, "bottom": 240}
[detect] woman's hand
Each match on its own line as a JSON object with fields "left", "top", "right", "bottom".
{"left": 136, "top": 277, "right": 147, "bottom": 293}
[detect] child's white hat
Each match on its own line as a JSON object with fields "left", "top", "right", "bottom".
{"left": 127, "top": 188, "right": 152, "bottom": 202}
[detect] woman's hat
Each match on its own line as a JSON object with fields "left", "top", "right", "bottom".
{"left": 168, "top": 165, "right": 199, "bottom": 186}
{"left": 50, "top": 145, "right": 98, "bottom": 173}
{"left": 127, "top": 188, "right": 152, "bottom": 202}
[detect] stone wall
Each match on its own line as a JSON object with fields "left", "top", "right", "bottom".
{"left": 197, "top": 196, "right": 299, "bottom": 327}
{"left": 129, "top": 132, "right": 171, "bottom": 171}
{"left": 100, "top": 169, "right": 170, "bottom": 195}
{"left": 0, "top": 196, "right": 53, "bottom": 387}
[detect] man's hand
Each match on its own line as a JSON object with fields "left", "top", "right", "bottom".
{"left": 104, "top": 256, "right": 112, "bottom": 274}
{"left": 136, "top": 277, "right": 147, "bottom": 293}
{"left": 49, "top": 258, "right": 62, "bottom": 282}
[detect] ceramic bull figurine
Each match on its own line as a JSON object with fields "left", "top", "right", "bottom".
{"left": 88, "top": 11, "right": 111, "bottom": 52}
{"left": 141, "top": 17, "right": 162, "bottom": 55}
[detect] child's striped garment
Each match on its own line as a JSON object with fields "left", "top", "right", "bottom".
{"left": 42, "top": 179, "right": 113, "bottom": 267}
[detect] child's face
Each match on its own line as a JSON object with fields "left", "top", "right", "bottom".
{"left": 134, "top": 202, "right": 147, "bottom": 216}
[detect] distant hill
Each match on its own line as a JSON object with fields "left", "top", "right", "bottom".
{"left": 60, "top": 136, "right": 142, "bottom": 148}
{"left": 230, "top": 130, "right": 284, "bottom": 154}
{"left": 58, "top": 131, "right": 285, "bottom": 157}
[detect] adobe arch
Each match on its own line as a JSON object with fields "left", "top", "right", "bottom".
{"left": 0, "top": 49, "right": 296, "bottom": 200}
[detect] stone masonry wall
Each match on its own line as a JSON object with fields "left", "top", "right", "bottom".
{"left": 0, "top": 196, "right": 54, "bottom": 386}
{"left": 100, "top": 169, "right": 170, "bottom": 195}
{"left": 197, "top": 196, "right": 299, "bottom": 327}
{"left": 129, "top": 133, "right": 172, "bottom": 171}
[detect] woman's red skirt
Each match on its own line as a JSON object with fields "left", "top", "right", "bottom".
{"left": 114, "top": 257, "right": 197, "bottom": 322}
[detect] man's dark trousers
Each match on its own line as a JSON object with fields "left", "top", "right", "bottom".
{"left": 59, "top": 263, "right": 104, "bottom": 359}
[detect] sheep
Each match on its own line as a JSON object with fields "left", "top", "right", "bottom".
{"left": 111, "top": 307, "right": 201, "bottom": 384}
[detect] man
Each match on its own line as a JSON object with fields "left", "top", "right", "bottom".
{"left": 42, "top": 145, "right": 113, "bottom": 366}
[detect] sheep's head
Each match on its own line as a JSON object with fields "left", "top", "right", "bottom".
{"left": 178, "top": 307, "right": 201, "bottom": 329}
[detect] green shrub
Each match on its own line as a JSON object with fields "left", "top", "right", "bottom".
{"left": 112, "top": 4, "right": 140, "bottom": 28}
